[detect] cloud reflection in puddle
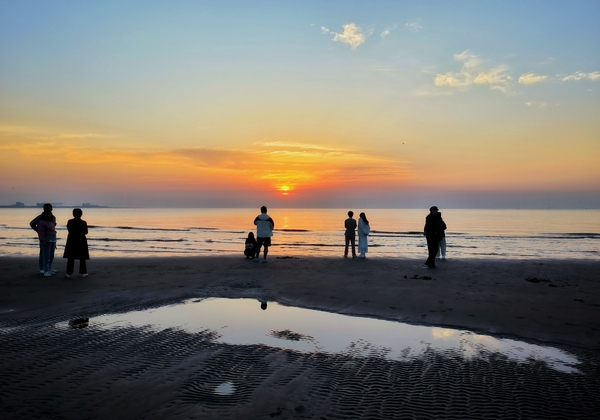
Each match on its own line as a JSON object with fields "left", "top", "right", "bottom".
{"left": 85, "top": 298, "right": 580, "bottom": 373}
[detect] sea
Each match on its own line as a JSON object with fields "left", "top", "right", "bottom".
{"left": 1, "top": 208, "right": 599, "bottom": 260}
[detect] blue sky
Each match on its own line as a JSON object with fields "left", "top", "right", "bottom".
{"left": 1, "top": 1, "right": 599, "bottom": 208}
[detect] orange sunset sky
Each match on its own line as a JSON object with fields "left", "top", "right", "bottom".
{"left": 1, "top": 1, "right": 599, "bottom": 208}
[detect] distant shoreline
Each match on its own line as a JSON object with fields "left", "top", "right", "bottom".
{"left": 0, "top": 205, "right": 113, "bottom": 209}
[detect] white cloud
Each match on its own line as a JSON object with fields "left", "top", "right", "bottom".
{"left": 518, "top": 73, "right": 548, "bottom": 84}
{"left": 434, "top": 50, "right": 512, "bottom": 93}
{"left": 380, "top": 28, "right": 391, "bottom": 39}
{"left": 562, "top": 71, "right": 600, "bottom": 81}
{"left": 525, "top": 101, "right": 548, "bottom": 108}
{"left": 405, "top": 20, "right": 423, "bottom": 32}
{"left": 324, "top": 23, "right": 365, "bottom": 50}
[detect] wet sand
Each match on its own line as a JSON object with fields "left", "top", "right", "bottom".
{"left": 1, "top": 256, "right": 600, "bottom": 419}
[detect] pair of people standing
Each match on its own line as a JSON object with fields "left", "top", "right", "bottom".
{"left": 424, "top": 206, "right": 447, "bottom": 268}
{"left": 30, "top": 205, "right": 90, "bottom": 277}
{"left": 344, "top": 211, "right": 370, "bottom": 259}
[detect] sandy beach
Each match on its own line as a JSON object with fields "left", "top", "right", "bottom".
{"left": 1, "top": 255, "right": 600, "bottom": 419}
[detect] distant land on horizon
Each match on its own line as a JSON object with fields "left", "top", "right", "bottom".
{"left": 0, "top": 202, "right": 112, "bottom": 209}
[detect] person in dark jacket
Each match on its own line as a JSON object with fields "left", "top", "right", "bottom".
{"left": 343, "top": 211, "right": 357, "bottom": 258}
{"left": 424, "top": 206, "right": 442, "bottom": 268}
{"left": 63, "top": 208, "right": 89, "bottom": 278}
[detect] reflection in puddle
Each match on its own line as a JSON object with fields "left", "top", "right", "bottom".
{"left": 86, "top": 298, "right": 580, "bottom": 373}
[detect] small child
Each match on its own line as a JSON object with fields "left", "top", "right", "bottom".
{"left": 63, "top": 208, "right": 90, "bottom": 278}
{"left": 37, "top": 211, "right": 57, "bottom": 277}
{"left": 244, "top": 232, "right": 256, "bottom": 259}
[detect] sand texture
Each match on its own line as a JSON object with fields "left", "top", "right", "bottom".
{"left": 1, "top": 256, "right": 600, "bottom": 419}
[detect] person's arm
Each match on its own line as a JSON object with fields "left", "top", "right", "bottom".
{"left": 83, "top": 221, "right": 88, "bottom": 235}
{"left": 30, "top": 214, "right": 42, "bottom": 231}
{"left": 268, "top": 217, "right": 274, "bottom": 231}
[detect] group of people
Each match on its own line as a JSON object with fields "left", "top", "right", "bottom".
{"left": 244, "top": 206, "right": 446, "bottom": 266}
{"left": 30, "top": 203, "right": 90, "bottom": 278}
{"left": 30, "top": 204, "right": 445, "bottom": 272}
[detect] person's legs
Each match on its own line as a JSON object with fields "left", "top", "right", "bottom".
{"left": 439, "top": 237, "right": 447, "bottom": 259}
{"left": 79, "top": 259, "right": 87, "bottom": 274}
{"left": 350, "top": 236, "right": 356, "bottom": 257}
{"left": 49, "top": 243, "right": 56, "bottom": 271}
{"left": 38, "top": 243, "right": 44, "bottom": 272}
{"left": 261, "top": 237, "right": 271, "bottom": 261}
{"left": 66, "top": 258, "right": 75, "bottom": 275}
{"left": 344, "top": 236, "right": 350, "bottom": 257}
{"left": 255, "top": 238, "right": 263, "bottom": 261}
{"left": 426, "top": 235, "right": 437, "bottom": 267}
{"left": 41, "top": 243, "right": 51, "bottom": 275}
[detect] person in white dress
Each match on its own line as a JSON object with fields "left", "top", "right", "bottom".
{"left": 357, "top": 212, "right": 370, "bottom": 258}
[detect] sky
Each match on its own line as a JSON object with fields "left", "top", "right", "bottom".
{"left": 1, "top": 0, "right": 599, "bottom": 208}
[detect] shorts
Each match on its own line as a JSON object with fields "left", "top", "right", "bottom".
{"left": 256, "top": 237, "right": 271, "bottom": 247}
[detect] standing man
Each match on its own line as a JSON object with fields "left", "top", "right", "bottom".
{"left": 253, "top": 206, "right": 274, "bottom": 263}
{"left": 344, "top": 211, "right": 357, "bottom": 258}
{"left": 424, "top": 206, "right": 441, "bottom": 268}
{"left": 30, "top": 203, "right": 57, "bottom": 274}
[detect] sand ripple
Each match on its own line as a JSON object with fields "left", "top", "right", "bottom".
{"left": 1, "top": 315, "right": 599, "bottom": 419}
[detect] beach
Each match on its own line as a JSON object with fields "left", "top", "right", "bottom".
{"left": 1, "top": 256, "right": 600, "bottom": 419}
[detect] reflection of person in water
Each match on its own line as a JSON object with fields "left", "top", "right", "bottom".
{"left": 260, "top": 301, "right": 267, "bottom": 310}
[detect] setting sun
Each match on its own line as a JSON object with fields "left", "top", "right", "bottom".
{"left": 277, "top": 185, "right": 293, "bottom": 196}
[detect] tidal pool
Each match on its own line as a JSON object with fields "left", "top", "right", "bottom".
{"left": 80, "top": 297, "right": 580, "bottom": 374}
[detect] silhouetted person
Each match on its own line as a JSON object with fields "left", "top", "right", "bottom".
{"left": 424, "top": 206, "right": 442, "bottom": 268}
{"left": 253, "top": 206, "right": 274, "bottom": 263}
{"left": 358, "top": 212, "right": 370, "bottom": 259}
{"left": 63, "top": 208, "right": 89, "bottom": 278}
{"left": 37, "top": 211, "right": 57, "bottom": 277}
{"left": 436, "top": 211, "right": 448, "bottom": 260}
{"left": 244, "top": 232, "right": 256, "bottom": 259}
{"left": 344, "top": 211, "right": 357, "bottom": 258}
{"left": 30, "top": 203, "right": 56, "bottom": 274}
{"left": 260, "top": 301, "right": 268, "bottom": 310}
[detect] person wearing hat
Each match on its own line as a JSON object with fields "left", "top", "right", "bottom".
{"left": 424, "top": 206, "right": 442, "bottom": 268}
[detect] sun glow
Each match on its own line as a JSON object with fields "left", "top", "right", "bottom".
{"left": 277, "top": 184, "right": 293, "bottom": 196}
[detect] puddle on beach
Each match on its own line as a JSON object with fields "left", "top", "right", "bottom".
{"left": 69, "top": 298, "right": 580, "bottom": 374}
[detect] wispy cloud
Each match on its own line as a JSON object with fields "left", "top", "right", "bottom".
{"left": 434, "top": 50, "right": 512, "bottom": 93}
{"left": 322, "top": 23, "right": 366, "bottom": 50}
{"left": 562, "top": 71, "right": 600, "bottom": 81}
{"left": 518, "top": 73, "right": 548, "bottom": 85}
{"left": 380, "top": 28, "right": 391, "bottom": 39}
{"left": 0, "top": 132, "right": 413, "bottom": 191}
{"left": 405, "top": 20, "right": 424, "bottom": 32}
{"left": 525, "top": 101, "right": 548, "bottom": 108}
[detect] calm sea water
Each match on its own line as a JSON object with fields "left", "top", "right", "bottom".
{"left": 1, "top": 208, "right": 599, "bottom": 260}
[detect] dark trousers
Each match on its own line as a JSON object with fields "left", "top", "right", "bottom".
{"left": 344, "top": 236, "right": 356, "bottom": 257}
{"left": 425, "top": 234, "right": 438, "bottom": 267}
{"left": 67, "top": 258, "right": 87, "bottom": 275}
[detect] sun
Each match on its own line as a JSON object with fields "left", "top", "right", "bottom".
{"left": 277, "top": 184, "right": 293, "bottom": 196}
